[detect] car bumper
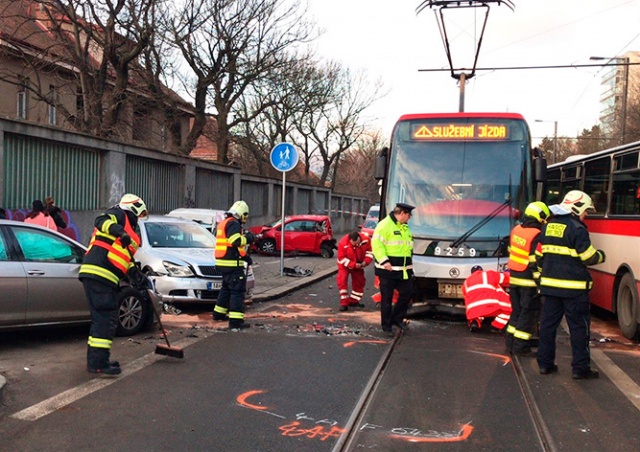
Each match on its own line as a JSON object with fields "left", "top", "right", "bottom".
{"left": 152, "top": 276, "right": 255, "bottom": 303}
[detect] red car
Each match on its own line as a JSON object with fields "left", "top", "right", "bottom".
{"left": 249, "top": 215, "right": 337, "bottom": 258}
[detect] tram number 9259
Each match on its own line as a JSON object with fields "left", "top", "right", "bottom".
{"left": 434, "top": 246, "right": 477, "bottom": 257}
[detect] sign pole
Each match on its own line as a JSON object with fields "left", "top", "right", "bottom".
{"left": 269, "top": 142, "right": 299, "bottom": 278}
{"left": 280, "top": 171, "right": 286, "bottom": 276}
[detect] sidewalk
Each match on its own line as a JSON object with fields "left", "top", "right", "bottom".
{"left": 249, "top": 253, "right": 338, "bottom": 302}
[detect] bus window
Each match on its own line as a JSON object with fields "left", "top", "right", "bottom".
{"left": 583, "top": 156, "right": 610, "bottom": 215}
{"left": 546, "top": 168, "right": 561, "bottom": 205}
{"left": 611, "top": 169, "right": 640, "bottom": 215}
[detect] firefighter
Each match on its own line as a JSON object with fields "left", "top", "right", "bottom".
{"left": 371, "top": 202, "right": 415, "bottom": 336}
{"left": 462, "top": 266, "right": 512, "bottom": 332}
{"left": 337, "top": 230, "right": 374, "bottom": 311}
{"left": 505, "top": 201, "right": 550, "bottom": 355}
{"left": 79, "top": 194, "right": 148, "bottom": 375}
{"left": 212, "top": 200, "right": 255, "bottom": 329}
{"left": 536, "top": 190, "right": 605, "bottom": 379}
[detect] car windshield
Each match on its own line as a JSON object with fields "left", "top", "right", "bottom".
{"left": 145, "top": 222, "right": 216, "bottom": 248}
{"left": 363, "top": 218, "right": 378, "bottom": 229}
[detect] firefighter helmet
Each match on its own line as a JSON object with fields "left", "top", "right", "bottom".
{"left": 524, "top": 201, "right": 550, "bottom": 223}
{"left": 119, "top": 194, "right": 148, "bottom": 218}
{"left": 228, "top": 200, "right": 249, "bottom": 223}
{"left": 561, "top": 190, "right": 595, "bottom": 216}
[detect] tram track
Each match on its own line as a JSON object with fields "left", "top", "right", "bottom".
{"left": 333, "top": 331, "right": 560, "bottom": 452}
{"left": 331, "top": 332, "right": 402, "bottom": 452}
{"left": 511, "top": 355, "right": 559, "bottom": 452}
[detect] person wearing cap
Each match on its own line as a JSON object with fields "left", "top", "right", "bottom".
{"left": 79, "top": 193, "right": 148, "bottom": 376}
{"left": 535, "top": 190, "right": 606, "bottom": 380}
{"left": 371, "top": 202, "right": 415, "bottom": 336}
{"left": 505, "top": 201, "right": 550, "bottom": 355}
{"left": 24, "top": 199, "right": 57, "bottom": 231}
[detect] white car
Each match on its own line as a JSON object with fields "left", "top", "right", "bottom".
{"left": 135, "top": 215, "right": 254, "bottom": 304}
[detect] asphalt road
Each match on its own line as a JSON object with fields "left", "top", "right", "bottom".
{"left": 0, "top": 259, "right": 638, "bottom": 451}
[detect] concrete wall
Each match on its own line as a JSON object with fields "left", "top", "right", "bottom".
{"left": 0, "top": 118, "right": 367, "bottom": 244}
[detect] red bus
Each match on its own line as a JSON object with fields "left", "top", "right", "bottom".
{"left": 546, "top": 142, "right": 640, "bottom": 340}
{"left": 374, "top": 112, "right": 546, "bottom": 315}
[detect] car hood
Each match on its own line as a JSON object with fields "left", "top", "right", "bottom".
{"left": 138, "top": 247, "right": 215, "bottom": 265}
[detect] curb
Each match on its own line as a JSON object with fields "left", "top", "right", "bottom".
{"left": 251, "top": 267, "right": 338, "bottom": 303}
{"left": 0, "top": 374, "right": 5, "bottom": 403}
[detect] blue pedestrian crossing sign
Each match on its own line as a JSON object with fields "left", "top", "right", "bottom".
{"left": 270, "top": 142, "right": 299, "bottom": 173}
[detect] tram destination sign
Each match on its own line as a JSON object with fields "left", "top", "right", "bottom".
{"left": 411, "top": 123, "right": 510, "bottom": 141}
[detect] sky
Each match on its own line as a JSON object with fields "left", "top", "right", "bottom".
{"left": 306, "top": 0, "right": 640, "bottom": 146}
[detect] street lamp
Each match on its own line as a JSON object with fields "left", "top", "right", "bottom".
{"left": 535, "top": 119, "right": 558, "bottom": 164}
{"left": 590, "top": 55, "right": 630, "bottom": 145}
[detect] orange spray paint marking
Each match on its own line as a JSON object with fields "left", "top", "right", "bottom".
{"left": 468, "top": 350, "right": 511, "bottom": 365}
{"left": 388, "top": 423, "right": 474, "bottom": 443}
{"left": 236, "top": 389, "right": 268, "bottom": 411}
{"left": 343, "top": 340, "right": 387, "bottom": 348}
{"left": 279, "top": 421, "right": 345, "bottom": 441}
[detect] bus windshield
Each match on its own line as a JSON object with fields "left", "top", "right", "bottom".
{"left": 386, "top": 118, "right": 531, "bottom": 247}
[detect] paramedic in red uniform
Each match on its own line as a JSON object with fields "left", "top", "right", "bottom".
{"left": 462, "top": 265, "right": 511, "bottom": 332}
{"left": 337, "top": 230, "right": 373, "bottom": 311}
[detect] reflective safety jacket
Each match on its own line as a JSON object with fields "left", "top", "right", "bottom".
{"left": 535, "top": 213, "right": 605, "bottom": 297}
{"left": 79, "top": 207, "right": 141, "bottom": 287}
{"left": 462, "top": 270, "right": 511, "bottom": 321}
{"left": 371, "top": 213, "right": 414, "bottom": 280}
{"left": 215, "top": 216, "right": 248, "bottom": 268}
{"left": 507, "top": 220, "right": 543, "bottom": 288}
{"left": 337, "top": 233, "right": 373, "bottom": 270}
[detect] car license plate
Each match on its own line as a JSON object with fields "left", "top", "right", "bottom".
{"left": 207, "top": 282, "right": 222, "bottom": 290}
{"left": 439, "top": 282, "right": 463, "bottom": 299}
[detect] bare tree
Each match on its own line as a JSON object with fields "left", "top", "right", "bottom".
{"left": 168, "top": 0, "right": 315, "bottom": 161}
{"left": 0, "top": 0, "right": 157, "bottom": 138}
{"left": 334, "top": 129, "right": 387, "bottom": 203}
{"left": 295, "top": 65, "right": 382, "bottom": 188}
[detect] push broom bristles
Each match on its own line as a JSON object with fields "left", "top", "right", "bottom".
{"left": 155, "top": 343, "right": 184, "bottom": 359}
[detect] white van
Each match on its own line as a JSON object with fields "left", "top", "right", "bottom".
{"left": 365, "top": 204, "right": 380, "bottom": 221}
{"left": 166, "top": 208, "right": 227, "bottom": 234}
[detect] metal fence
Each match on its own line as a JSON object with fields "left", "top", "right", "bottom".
{"left": 0, "top": 118, "right": 369, "bottom": 242}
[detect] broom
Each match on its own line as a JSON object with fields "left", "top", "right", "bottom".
{"left": 146, "top": 286, "right": 185, "bottom": 359}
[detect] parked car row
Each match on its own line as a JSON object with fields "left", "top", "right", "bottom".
{"left": 0, "top": 214, "right": 255, "bottom": 335}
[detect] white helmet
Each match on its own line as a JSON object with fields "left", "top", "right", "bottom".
{"left": 561, "top": 190, "right": 595, "bottom": 216}
{"left": 119, "top": 194, "right": 148, "bottom": 218}
{"left": 228, "top": 200, "right": 249, "bottom": 223}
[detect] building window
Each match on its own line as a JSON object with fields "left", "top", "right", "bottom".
{"left": 17, "top": 77, "right": 29, "bottom": 119}
{"left": 76, "top": 87, "right": 84, "bottom": 117}
{"left": 48, "top": 85, "right": 57, "bottom": 125}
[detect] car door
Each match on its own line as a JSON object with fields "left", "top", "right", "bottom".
{"left": 0, "top": 226, "right": 28, "bottom": 326}
{"left": 11, "top": 225, "right": 88, "bottom": 324}
{"left": 283, "top": 220, "right": 310, "bottom": 253}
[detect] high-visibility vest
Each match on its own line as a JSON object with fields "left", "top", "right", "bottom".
{"left": 507, "top": 225, "right": 541, "bottom": 287}
{"left": 536, "top": 214, "right": 604, "bottom": 297}
{"left": 80, "top": 210, "right": 140, "bottom": 285}
{"left": 215, "top": 217, "right": 247, "bottom": 268}
{"left": 371, "top": 214, "right": 413, "bottom": 280}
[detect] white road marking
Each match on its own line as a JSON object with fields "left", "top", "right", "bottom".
{"left": 10, "top": 337, "right": 202, "bottom": 421}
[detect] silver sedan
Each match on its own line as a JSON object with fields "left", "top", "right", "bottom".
{"left": 0, "top": 219, "right": 156, "bottom": 335}
{"left": 135, "top": 215, "right": 255, "bottom": 304}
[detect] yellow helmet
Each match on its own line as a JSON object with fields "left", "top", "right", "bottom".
{"left": 228, "top": 200, "right": 249, "bottom": 223}
{"left": 119, "top": 194, "right": 148, "bottom": 217}
{"left": 561, "top": 190, "right": 595, "bottom": 216}
{"left": 524, "top": 201, "right": 550, "bottom": 223}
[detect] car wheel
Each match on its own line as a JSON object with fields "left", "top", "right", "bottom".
{"left": 116, "top": 287, "right": 150, "bottom": 336}
{"left": 259, "top": 239, "right": 276, "bottom": 254}
{"left": 320, "top": 244, "right": 334, "bottom": 258}
{"left": 616, "top": 273, "right": 640, "bottom": 340}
